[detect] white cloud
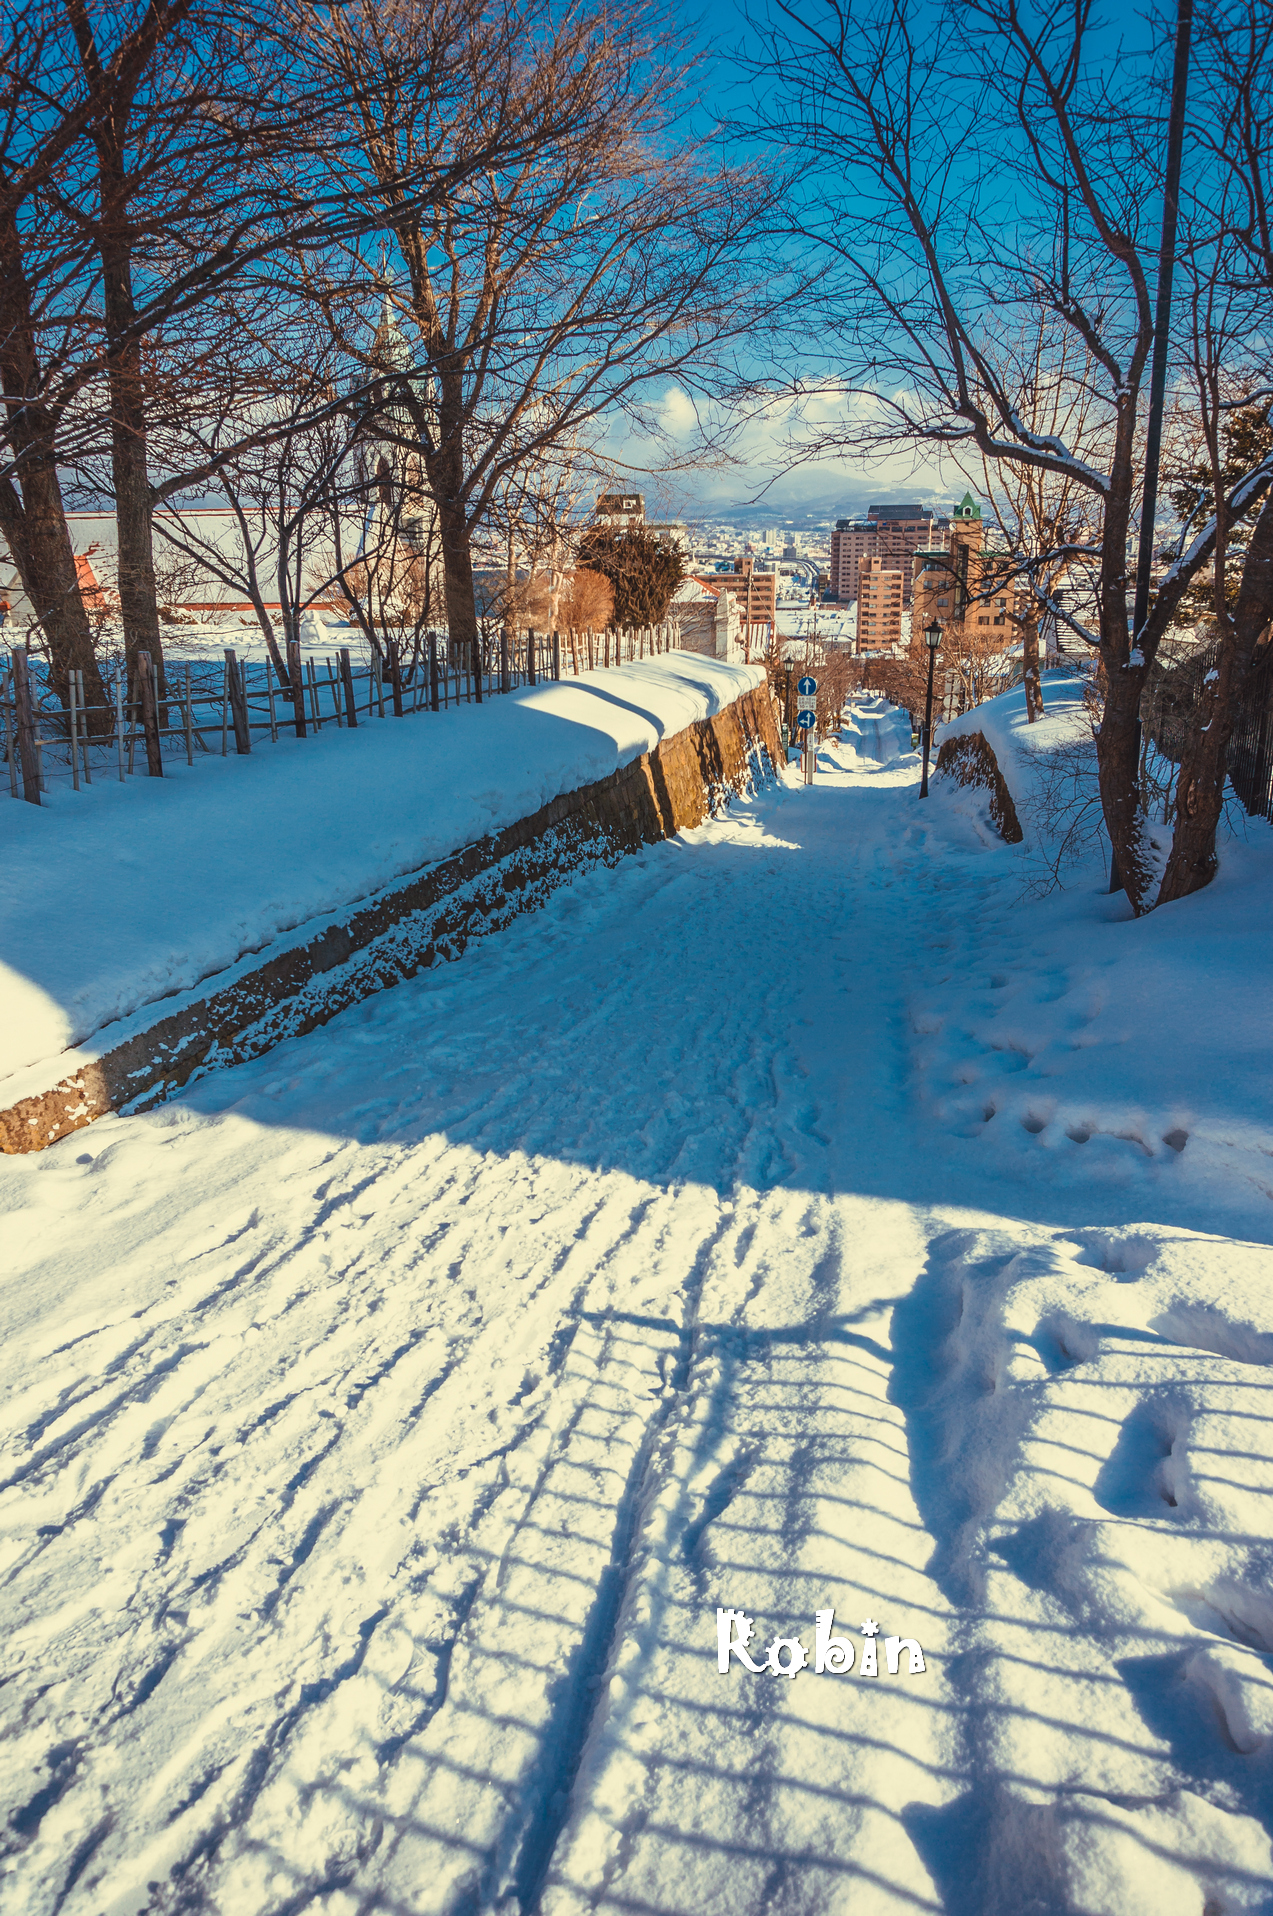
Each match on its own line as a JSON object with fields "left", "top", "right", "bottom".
{"left": 605, "top": 381, "right": 961, "bottom": 520}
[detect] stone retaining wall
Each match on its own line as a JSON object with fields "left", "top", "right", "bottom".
{"left": 934, "top": 731, "right": 1024, "bottom": 843}
{"left": 1, "top": 683, "right": 781, "bottom": 1154}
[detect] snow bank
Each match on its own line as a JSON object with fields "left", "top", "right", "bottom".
{"left": 888, "top": 1221, "right": 1273, "bottom": 1911}
{"left": 937, "top": 668, "right": 1091, "bottom": 843}
{"left": 1, "top": 655, "right": 764, "bottom": 1086}
{"left": 913, "top": 756, "right": 1273, "bottom": 1244}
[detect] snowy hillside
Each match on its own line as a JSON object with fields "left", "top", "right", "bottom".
{"left": 2, "top": 701, "right": 1273, "bottom": 1915}
{"left": 938, "top": 667, "right": 1092, "bottom": 839}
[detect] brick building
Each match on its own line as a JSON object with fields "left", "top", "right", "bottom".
{"left": 911, "top": 493, "right": 1021, "bottom": 650}
{"left": 855, "top": 555, "right": 904, "bottom": 652}
{"left": 829, "top": 503, "right": 939, "bottom": 605}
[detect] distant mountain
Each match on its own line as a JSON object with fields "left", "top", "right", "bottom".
{"left": 679, "top": 486, "right": 936, "bottom": 529}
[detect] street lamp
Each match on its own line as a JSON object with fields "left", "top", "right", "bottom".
{"left": 920, "top": 619, "right": 941, "bottom": 798}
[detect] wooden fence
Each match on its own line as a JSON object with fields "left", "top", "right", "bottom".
{"left": 2, "top": 621, "right": 680, "bottom": 807}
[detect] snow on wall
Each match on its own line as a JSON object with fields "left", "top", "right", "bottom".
{"left": 937, "top": 669, "right": 1092, "bottom": 845}
{"left": 1, "top": 655, "right": 765, "bottom": 1088}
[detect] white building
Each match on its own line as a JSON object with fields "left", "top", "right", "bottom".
{"left": 670, "top": 576, "right": 745, "bottom": 661}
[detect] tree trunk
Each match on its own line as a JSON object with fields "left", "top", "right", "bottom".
{"left": 0, "top": 211, "right": 110, "bottom": 729}
{"left": 1095, "top": 406, "right": 1157, "bottom": 914}
{"left": 0, "top": 460, "right": 110, "bottom": 728}
{"left": 1158, "top": 492, "right": 1273, "bottom": 905}
{"left": 67, "top": 0, "right": 171, "bottom": 696}
{"left": 135, "top": 647, "right": 164, "bottom": 776}
{"left": 246, "top": 593, "right": 288, "bottom": 688}
{"left": 1157, "top": 675, "right": 1233, "bottom": 900}
{"left": 1097, "top": 661, "right": 1153, "bottom": 905}
{"left": 286, "top": 637, "right": 307, "bottom": 738}
{"left": 433, "top": 483, "right": 482, "bottom": 702}
{"left": 388, "top": 637, "right": 404, "bottom": 717}
{"left": 11, "top": 647, "right": 41, "bottom": 803}
{"left": 99, "top": 212, "right": 164, "bottom": 696}
{"left": 1022, "top": 613, "right": 1044, "bottom": 721}
{"left": 421, "top": 371, "right": 482, "bottom": 701}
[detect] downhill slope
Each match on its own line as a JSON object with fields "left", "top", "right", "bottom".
{"left": 0, "top": 654, "right": 763, "bottom": 1086}
{"left": 2, "top": 702, "right": 1273, "bottom": 1916}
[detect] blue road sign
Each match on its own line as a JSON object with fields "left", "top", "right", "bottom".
{"left": 797, "top": 709, "right": 816, "bottom": 729}
{"left": 797, "top": 676, "right": 817, "bottom": 696}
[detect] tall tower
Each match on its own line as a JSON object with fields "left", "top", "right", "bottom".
{"left": 948, "top": 493, "right": 984, "bottom": 623}
{"left": 911, "top": 493, "right": 984, "bottom": 649}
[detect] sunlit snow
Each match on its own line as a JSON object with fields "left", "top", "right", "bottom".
{"left": 3, "top": 701, "right": 1273, "bottom": 1914}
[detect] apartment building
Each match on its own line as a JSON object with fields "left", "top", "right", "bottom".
{"left": 594, "top": 492, "right": 688, "bottom": 550}
{"left": 699, "top": 556, "right": 777, "bottom": 646}
{"left": 855, "top": 555, "right": 904, "bottom": 652}
{"left": 829, "top": 503, "right": 938, "bottom": 606}
{"left": 828, "top": 519, "right": 872, "bottom": 603}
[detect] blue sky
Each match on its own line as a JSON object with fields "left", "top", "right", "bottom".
{"left": 621, "top": 0, "right": 966, "bottom": 520}
{"left": 635, "top": 0, "right": 1179, "bottom": 524}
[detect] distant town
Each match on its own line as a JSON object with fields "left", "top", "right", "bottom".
{"left": 3, "top": 491, "right": 1013, "bottom": 666}
{"left": 585, "top": 490, "right": 1021, "bottom": 661}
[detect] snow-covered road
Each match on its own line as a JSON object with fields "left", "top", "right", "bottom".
{"left": 5, "top": 704, "right": 1273, "bottom": 1915}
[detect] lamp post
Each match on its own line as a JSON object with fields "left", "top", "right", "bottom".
{"left": 919, "top": 619, "right": 941, "bottom": 798}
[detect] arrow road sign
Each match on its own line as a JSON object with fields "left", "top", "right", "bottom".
{"left": 797, "top": 676, "right": 817, "bottom": 696}
{"left": 797, "top": 709, "right": 816, "bottom": 729}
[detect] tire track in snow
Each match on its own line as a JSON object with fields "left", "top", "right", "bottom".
{"left": 496, "top": 1212, "right": 735, "bottom": 1916}
{"left": 3, "top": 1124, "right": 744, "bottom": 1912}
{"left": 537, "top": 1190, "right": 957, "bottom": 1916}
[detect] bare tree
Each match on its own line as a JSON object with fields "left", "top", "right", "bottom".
{"left": 488, "top": 428, "right": 605, "bottom": 635}
{"left": 313, "top": 0, "right": 769, "bottom": 671}
{"left": 62, "top": 0, "right": 201, "bottom": 693}
{"left": 0, "top": 5, "right": 110, "bottom": 717}
{"left": 150, "top": 322, "right": 360, "bottom": 684}
{"left": 1154, "top": 0, "right": 1273, "bottom": 901}
{"left": 754, "top": 0, "right": 1273, "bottom": 913}
{"left": 972, "top": 328, "right": 1104, "bottom": 720}
{"left": 2, "top": 0, "right": 565, "bottom": 722}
